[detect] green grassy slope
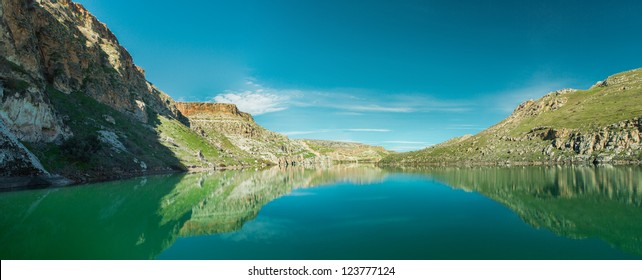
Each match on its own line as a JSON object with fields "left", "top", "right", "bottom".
{"left": 25, "top": 87, "right": 256, "bottom": 183}
{"left": 381, "top": 68, "right": 642, "bottom": 165}
{"left": 303, "top": 139, "right": 391, "bottom": 162}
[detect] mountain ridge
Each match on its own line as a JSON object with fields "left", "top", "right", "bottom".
{"left": 381, "top": 68, "right": 642, "bottom": 166}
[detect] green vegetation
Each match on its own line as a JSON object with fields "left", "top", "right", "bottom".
{"left": 512, "top": 85, "right": 642, "bottom": 134}
{"left": 0, "top": 56, "right": 31, "bottom": 77}
{"left": 4, "top": 78, "right": 30, "bottom": 92}
{"left": 60, "top": 134, "right": 103, "bottom": 163}
{"left": 382, "top": 68, "right": 642, "bottom": 165}
{"left": 305, "top": 141, "right": 336, "bottom": 154}
{"left": 26, "top": 86, "right": 260, "bottom": 182}
{"left": 303, "top": 139, "right": 391, "bottom": 163}
{"left": 155, "top": 116, "right": 255, "bottom": 167}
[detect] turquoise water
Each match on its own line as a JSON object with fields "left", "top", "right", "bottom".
{"left": 1, "top": 165, "right": 640, "bottom": 259}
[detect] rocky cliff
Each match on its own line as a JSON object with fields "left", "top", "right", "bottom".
{"left": 381, "top": 68, "right": 642, "bottom": 166}
{"left": 176, "top": 102, "right": 330, "bottom": 166}
{"left": 0, "top": 0, "right": 391, "bottom": 188}
{"left": 0, "top": 0, "right": 255, "bottom": 186}
{"left": 1, "top": 0, "right": 185, "bottom": 142}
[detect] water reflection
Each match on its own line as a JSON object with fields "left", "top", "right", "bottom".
{"left": 391, "top": 165, "right": 642, "bottom": 256}
{"left": 0, "top": 164, "right": 386, "bottom": 259}
{"left": 163, "top": 165, "right": 387, "bottom": 236}
{"left": 1, "top": 164, "right": 640, "bottom": 259}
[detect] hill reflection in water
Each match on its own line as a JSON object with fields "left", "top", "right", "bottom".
{"left": 1, "top": 164, "right": 640, "bottom": 259}
{"left": 394, "top": 165, "right": 642, "bottom": 257}
{"left": 0, "top": 164, "right": 386, "bottom": 259}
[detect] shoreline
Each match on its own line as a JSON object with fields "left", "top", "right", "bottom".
{"left": 0, "top": 164, "right": 266, "bottom": 192}
{"left": 4, "top": 159, "right": 640, "bottom": 192}
{"left": 378, "top": 159, "right": 642, "bottom": 167}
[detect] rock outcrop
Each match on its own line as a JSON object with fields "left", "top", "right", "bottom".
{"left": 0, "top": 119, "right": 48, "bottom": 177}
{"left": 543, "top": 118, "right": 641, "bottom": 163}
{"left": 176, "top": 102, "right": 330, "bottom": 166}
{"left": 0, "top": 0, "right": 186, "bottom": 136}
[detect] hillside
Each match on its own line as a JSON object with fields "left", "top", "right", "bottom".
{"left": 176, "top": 102, "right": 326, "bottom": 166}
{"left": 0, "top": 0, "right": 265, "bottom": 186}
{"left": 381, "top": 68, "right": 642, "bottom": 165}
{"left": 302, "top": 139, "right": 391, "bottom": 163}
{"left": 0, "top": 0, "right": 390, "bottom": 188}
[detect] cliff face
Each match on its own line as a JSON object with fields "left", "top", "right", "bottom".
{"left": 176, "top": 102, "right": 330, "bottom": 166}
{"left": 0, "top": 0, "right": 253, "bottom": 185}
{"left": 1, "top": 0, "right": 185, "bottom": 133}
{"left": 176, "top": 103, "right": 253, "bottom": 122}
{"left": 382, "top": 68, "right": 642, "bottom": 166}
{"left": 0, "top": 119, "right": 47, "bottom": 177}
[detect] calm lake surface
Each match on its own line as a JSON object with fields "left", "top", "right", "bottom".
{"left": 1, "top": 165, "right": 640, "bottom": 259}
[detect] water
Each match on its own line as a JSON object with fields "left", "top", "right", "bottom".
{"left": 0, "top": 165, "right": 640, "bottom": 259}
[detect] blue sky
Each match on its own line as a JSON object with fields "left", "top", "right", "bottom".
{"left": 76, "top": 0, "right": 642, "bottom": 151}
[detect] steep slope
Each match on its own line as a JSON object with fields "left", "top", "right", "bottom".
{"left": 176, "top": 102, "right": 329, "bottom": 166}
{"left": 302, "top": 139, "right": 391, "bottom": 163}
{"left": 0, "top": 0, "right": 255, "bottom": 185}
{"left": 382, "top": 68, "right": 642, "bottom": 165}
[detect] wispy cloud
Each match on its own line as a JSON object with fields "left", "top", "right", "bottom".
{"left": 446, "top": 124, "right": 482, "bottom": 130}
{"left": 280, "top": 129, "right": 332, "bottom": 136}
{"left": 342, "top": 105, "right": 414, "bottom": 113}
{"left": 490, "top": 80, "right": 570, "bottom": 113}
{"left": 334, "top": 112, "right": 364, "bottom": 116}
{"left": 213, "top": 91, "right": 288, "bottom": 115}
{"left": 213, "top": 78, "right": 472, "bottom": 116}
{"left": 280, "top": 128, "right": 391, "bottom": 136}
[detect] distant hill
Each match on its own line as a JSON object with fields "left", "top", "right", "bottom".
{"left": 381, "top": 68, "right": 642, "bottom": 166}
{"left": 302, "top": 139, "right": 391, "bottom": 163}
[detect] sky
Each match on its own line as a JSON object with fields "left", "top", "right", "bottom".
{"left": 76, "top": 0, "right": 642, "bottom": 151}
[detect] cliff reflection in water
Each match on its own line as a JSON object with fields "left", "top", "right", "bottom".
{"left": 161, "top": 164, "right": 387, "bottom": 237}
{"left": 398, "top": 165, "right": 642, "bottom": 256}
{"left": 0, "top": 164, "right": 386, "bottom": 259}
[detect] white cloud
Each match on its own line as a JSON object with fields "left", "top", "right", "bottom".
{"left": 446, "top": 124, "right": 482, "bottom": 130}
{"left": 334, "top": 112, "right": 364, "bottom": 116}
{"left": 281, "top": 128, "right": 390, "bottom": 136}
{"left": 213, "top": 91, "right": 288, "bottom": 115}
{"left": 491, "top": 80, "right": 570, "bottom": 113}
{"left": 344, "top": 105, "right": 414, "bottom": 113}
{"left": 213, "top": 78, "right": 473, "bottom": 116}
{"left": 280, "top": 129, "right": 331, "bottom": 136}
